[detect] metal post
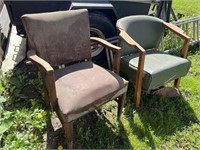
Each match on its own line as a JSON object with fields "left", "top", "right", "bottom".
{"left": 197, "top": 20, "right": 200, "bottom": 50}
{"left": 193, "top": 21, "right": 196, "bottom": 41}
{"left": 0, "top": 24, "right": 3, "bottom": 67}
{"left": 0, "top": 24, "right": 2, "bottom": 47}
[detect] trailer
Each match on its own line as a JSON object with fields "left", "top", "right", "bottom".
{"left": 3, "top": 0, "right": 153, "bottom": 64}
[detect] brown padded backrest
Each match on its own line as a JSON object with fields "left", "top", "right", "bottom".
{"left": 21, "top": 9, "right": 91, "bottom": 67}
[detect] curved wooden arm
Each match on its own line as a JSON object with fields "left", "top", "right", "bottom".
{"left": 163, "top": 22, "right": 190, "bottom": 58}
{"left": 163, "top": 22, "right": 190, "bottom": 39}
{"left": 90, "top": 37, "right": 121, "bottom": 74}
{"left": 27, "top": 50, "right": 57, "bottom": 110}
{"left": 118, "top": 29, "right": 145, "bottom": 75}
{"left": 118, "top": 29, "right": 145, "bottom": 106}
{"left": 90, "top": 37, "right": 121, "bottom": 52}
{"left": 118, "top": 29, "right": 145, "bottom": 53}
{"left": 27, "top": 50, "right": 53, "bottom": 73}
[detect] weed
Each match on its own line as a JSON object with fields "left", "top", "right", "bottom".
{"left": 0, "top": 64, "right": 50, "bottom": 149}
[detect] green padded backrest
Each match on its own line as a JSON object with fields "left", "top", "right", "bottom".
{"left": 117, "top": 15, "right": 164, "bottom": 56}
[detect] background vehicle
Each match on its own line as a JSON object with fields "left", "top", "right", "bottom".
{"left": 4, "top": 0, "right": 173, "bottom": 66}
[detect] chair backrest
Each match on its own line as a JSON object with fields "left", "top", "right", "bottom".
{"left": 117, "top": 15, "right": 164, "bottom": 56}
{"left": 22, "top": 9, "right": 91, "bottom": 67}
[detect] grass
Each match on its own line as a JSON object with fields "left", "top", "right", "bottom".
{"left": 173, "top": 0, "right": 200, "bottom": 19}
{"left": 0, "top": 68, "right": 50, "bottom": 149}
{"left": 74, "top": 47, "right": 200, "bottom": 149}
{"left": 160, "top": 0, "right": 200, "bottom": 51}
{"left": 0, "top": 1, "right": 200, "bottom": 149}
{"left": 1, "top": 49, "right": 199, "bottom": 149}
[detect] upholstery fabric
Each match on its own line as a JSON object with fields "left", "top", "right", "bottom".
{"left": 117, "top": 15, "right": 164, "bottom": 56}
{"left": 121, "top": 50, "right": 191, "bottom": 90}
{"left": 55, "top": 61, "right": 128, "bottom": 118}
{"left": 21, "top": 10, "right": 91, "bottom": 67}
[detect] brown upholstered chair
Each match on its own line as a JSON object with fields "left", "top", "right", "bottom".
{"left": 21, "top": 9, "right": 128, "bottom": 148}
{"left": 116, "top": 15, "right": 191, "bottom": 107}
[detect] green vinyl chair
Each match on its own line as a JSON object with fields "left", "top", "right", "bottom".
{"left": 116, "top": 15, "right": 191, "bottom": 107}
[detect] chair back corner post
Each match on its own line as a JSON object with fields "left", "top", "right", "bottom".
{"left": 112, "top": 48, "right": 121, "bottom": 74}
{"left": 117, "top": 28, "right": 123, "bottom": 44}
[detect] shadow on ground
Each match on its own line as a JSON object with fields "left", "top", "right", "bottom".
{"left": 45, "top": 110, "right": 131, "bottom": 149}
{"left": 123, "top": 84, "right": 199, "bottom": 149}
{"left": 2, "top": 60, "right": 131, "bottom": 149}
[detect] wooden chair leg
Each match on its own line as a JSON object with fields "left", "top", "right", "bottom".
{"left": 134, "top": 51, "right": 145, "bottom": 108}
{"left": 134, "top": 83, "right": 142, "bottom": 108}
{"left": 174, "top": 78, "right": 181, "bottom": 88}
{"left": 40, "top": 70, "right": 50, "bottom": 108}
{"left": 43, "top": 88, "right": 50, "bottom": 108}
{"left": 63, "top": 122, "right": 73, "bottom": 149}
{"left": 117, "top": 93, "right": 127, "bottom": 119}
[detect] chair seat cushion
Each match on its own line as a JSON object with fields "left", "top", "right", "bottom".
{"left": 54, "top": 61, "right": 128, "bottom": 120}
{"left": 121, "top": 50, "right": 191, "bottom": 90}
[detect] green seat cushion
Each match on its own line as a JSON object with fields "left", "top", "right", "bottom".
{"left": 121, "top": 50, "right": 191, "bottom": 90}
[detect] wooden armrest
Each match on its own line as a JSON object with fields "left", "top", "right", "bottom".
{"left": 90, "top": 37, "right": 121, "bottom": 74}
{"left": 163, "top": 22, "right": 190, "bottom": 58}
{"left": 27, "top": 50, "right": 57, "bottom": 110}
{"left": 119, "top": 29, "right": 145, "bottom": 53}
{"left": 118, "top": 29, "right": 145, "bottom": 95}
{"left": 27, "top": 50, "right": 53, "bottom": 73}
{"left": 90, "top": 37, "right": 120, "bottom": 52}
{"left": 163, "top": 22, "right": 190, "bottom": 40}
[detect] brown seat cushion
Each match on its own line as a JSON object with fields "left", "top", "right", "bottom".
{"left": 55, "top": 61, "right": 128, "bottom": 118}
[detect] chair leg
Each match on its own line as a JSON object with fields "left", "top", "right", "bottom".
{"left": 134, "top": 83, "right": 142, "bottom": 108}
{"left": 117, "top": 93, "right": 127, "bottom": 119}
{"left": 174, "top": 78, "right": 181, "bottom": 88}
{"left": 43, "top": 89, "right": 50, "bottom": 108}
{"left": 40, "top": 70, "right": 50, "bottom": 108}
{"left": 63, "top": 122, "right": 73, "bottom": 149}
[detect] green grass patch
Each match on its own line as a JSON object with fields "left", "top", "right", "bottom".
{"left": 173, "top": 0, "right": 200, "bottom": 19}
{"left": 74, "top": 48, "right": 200, "bottom": 149}
{"left": 0, "top": 67, "right": 50, "bottom": 149}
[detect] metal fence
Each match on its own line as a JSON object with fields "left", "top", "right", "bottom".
{"left": 161, "top": 16, "right": 200, "bottom": 51}
{"left": 175, "top": 16, "right": 200, "bottom": 44}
